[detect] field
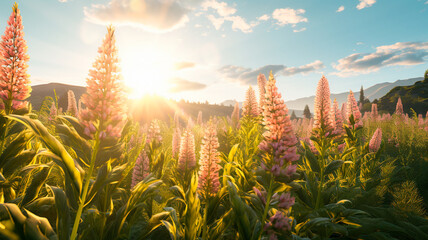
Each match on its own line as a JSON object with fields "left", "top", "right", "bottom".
{"left": 1, "top": 3, "right": 428, "bottom": 240}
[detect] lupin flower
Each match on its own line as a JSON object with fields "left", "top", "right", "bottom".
{"left": 347, "top": 90, "right": 361, "bottom": 123}
{"left": 258, "top": 73, "right": 267, "bottom": 113}
{"left": 371, "top": 103, "right": 378, "bottom": 119}
{"left": 395, "top": 97, "right": 404, "bottom": 115}
{"left": 369, "top": 128, "right": 382, "bottom": 152}
{"left": 198, "top": 122, "right": 221, "bottom": 197}
{"left": 231, "top": 101, "right": 240, "bottom": 127}
{"left": 172, "top": 127, "right": 181, "bottom": 158}
{"left": 313, "top": 76, "right": 332, "bottom": 130}
{"left": 177, "top": 130, "right": 196, "bottom": 173}
{"left": 264, "top": 211, "right": 292, "bottom": 240}
{"left": 49, "top": 102, "right": 57, "bottom": 121}
{"left": 331, "top": 98, "right": 343, "bottom": 134}
{"left": 197, "top": 111, "right": 203, "bottom": 125}
{"left": 242, "top": 86, "right": 259, "bottom": 117}
{"left": 0, "top": 3, "right": 31, "bottom": 113}
{"left": 67, "top": 90, "right": 78, "bottom": 116}
{"left": 131, "top": 150, "right": 150, "bottom": 189}
{"left": 79, "top": 26, "right": 126, "bottom": 139}
{"left": 146, "top": 120, "right": 162, "bottom": 144}
{"left": 259, "top": 72, "right": 299, "bottom": 177}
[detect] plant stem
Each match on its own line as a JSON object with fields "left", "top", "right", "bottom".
{"left": 260, "top": 178, "right": 273, "bottom": 237}
{"left": 0, "top": 119, "right": 10, "bottom": 153}
{"left": 70, "top": 134, "right": 100, "bottom": 240}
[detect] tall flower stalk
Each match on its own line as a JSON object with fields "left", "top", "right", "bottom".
{"left": 231, "top": 101, "right": 240, "bottom": 127}
{"left": 0, "top": 3, "right": 30, "bottom": 153}
{"left": 0, "top": 3, "right": 30, "bottom": 114}
{"left": 258, "top": 72, "right": 298, "bottom": 238}
{"left": 369, "top": 128, "right": 382, "bottom": 152}
{"left": 67, "top": 90, "right": 78, "bottom": 117}
{"left": 178, "top": 129, "right": 196, "bottom": 174}
{"left": 395, "top": 97, "right": 404, "bottom": 115}
{"left": 198, "top": 122, "right": 221, "bottom": 199}
{"left": 347, "top": 90, "right": 361, "bottom": 125}
{"left": 71, "top": 25, "right": 126, "bottom": 240}
{"left": 313, "top": 76, "right": 332, "bottom": 131}
{"left": 332, "top": 98, "right": 343, "bottom": 134}
{"left": 242, "top": 86, "right": 258, "bottom": 118}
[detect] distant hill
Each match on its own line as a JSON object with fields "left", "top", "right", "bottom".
{"left": 284, "top": 77, "right": 423, "bottom": 111}
{"left": 28, "top": 83, "right": 85, "bottom": 110}
{"left": 377, "top": 73, "right": 428, "bottom": 115}
{"left": 28, "top": 83, "right": 235, "bottom": 123}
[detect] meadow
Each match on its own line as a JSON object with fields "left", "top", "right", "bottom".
{"left": 1, "top": 3, "right": 428, "bottom": 240}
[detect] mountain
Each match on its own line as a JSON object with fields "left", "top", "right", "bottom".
{"left": 377, "top": 73, "right": 428, "bottom": 115}
{"left": 28, "top": 83, "right": 86, "bottom": 110}
{"left": 284, "top": 77, "right": 423, "bottom": 111}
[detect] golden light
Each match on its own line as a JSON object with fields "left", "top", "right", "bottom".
{"left": 121, "top": 47, "right": 173, "bottom": 98}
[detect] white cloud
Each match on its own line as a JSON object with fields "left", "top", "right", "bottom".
{"left": 293, "top": 27, "right": 306, "bottom": 33}
{"left": 207, "top": 15, "right": 224, "bottom": 30}
{"left": 356, "top": 42, "right": 364, "bottom": 45}
{"left": 357, "top": 0, "right": 376, "bottom": 10}
{"left": 258, "top": 14, "right": 270, "bottom": 21}
{"left": 194, "top": 24, "right": 202, "bottom": 28}
{"left": 202, "top": 0, "right": 236, "bottom": 17}
{"left": 219, "top": 60, "right": 324, "bottom": 84}
{"left": 332, "top": 41, "right": 428, "bottom": 77}
{"left": 225, "top": 16, "right": 253, "bottom": 33}
{"left": 84, "top": 0, "right": 191, "bottom": 32}
{"left": 425, "top": 1, "right": 428, "bottom": 4}
{"left": 58, "top": 0, "right": 68, "bottom": 2}
{"left": 272, "top": 8, "right": 308, "bottom": 26}
{"left": 336, "top": 6, "right": 345, "bottom": 12}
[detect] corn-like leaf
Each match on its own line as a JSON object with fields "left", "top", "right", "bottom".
{"left": 6, "top": 115, "right": 82, "bottom": 194}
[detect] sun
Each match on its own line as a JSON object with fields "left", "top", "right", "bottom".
{"left": 121, "top": 47, "right": 173, "bottom": 99}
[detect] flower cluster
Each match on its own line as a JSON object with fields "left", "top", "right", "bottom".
{"left": 313, "top": 76, "right": 332, "bottom": 130}
{"left": 371, "top": 103, "right": 378, "bottom": 119}
{"left": 67, "top": 90, "right": 78, "bottom": 117}
{"left": 172, "top": 127, "right": 181, "bottom": 158}
{"left": 369, "top": 128, "right": 382, "bottom": 152}
{"left": 198, "top": 122, "right": 221, "bottom": 197}
{"left": 242, "top": 86, "right": 259, "bottom": 117}
{"left": 131, "top": 150, "right": 150, "bottom": 189}
{"left": 0, "top": 3, "right": 30, "bottom": 112}
{"left": 395, "top": 97, "right": 404, "bottom": 115}
{"left": 177, "top": 130, "right": 196, "bottom": 173}
{"left": 259, "top": 72, "right": 299, "bottom": 177}
{"left": 258, "top": 73, "right": 267, "bottom": 114}
{"left": 79, "top": 26, "right": 126, "bottom": 140}
{"left": 346, "top": 90, "right": 362, "bottom": 125}
{"left": 231, "top": 101, "right": 240, "bottom": 127}
{"left": 331, "top": 98, "right": 343, "bottom": 134}
{"left": 263, "top": 211, "right": 292, "bottom": 240}
{"left": 146, "top": 120, "right": 162, "bottom": 144}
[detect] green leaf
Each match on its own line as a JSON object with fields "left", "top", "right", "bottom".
{"left": 324, "top": 160, "right": 344, "bottom": 175}
{"left": 6, "top": 115, "right": 82, "bottom": 194}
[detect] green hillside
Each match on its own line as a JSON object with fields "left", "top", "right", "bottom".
{"left": 378, "top": 70, "right": 428, "bottom": 115}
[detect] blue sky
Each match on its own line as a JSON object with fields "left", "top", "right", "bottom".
{"left": 0, "top": 0, "right": 427, "bottom": 103}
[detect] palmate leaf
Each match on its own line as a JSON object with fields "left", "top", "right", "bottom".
{"left": 324, "top": 160, "right": 344, "bottom": 176}
{"left": 6, "top": 115, "right": 82, "bottom": 194}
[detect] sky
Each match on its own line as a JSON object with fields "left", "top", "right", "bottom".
{"left": 0, "top": 0, "right": 427, "bottom": 104}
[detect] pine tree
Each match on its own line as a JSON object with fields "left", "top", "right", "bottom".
{"left": 303, "top": 105, "right": 311, "bottom": 119}
{"left": 359, "top": 85, "right": 365, "bottom": 104}
{"left": 290, "top": 110, "right": 297, "bottom": 120}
